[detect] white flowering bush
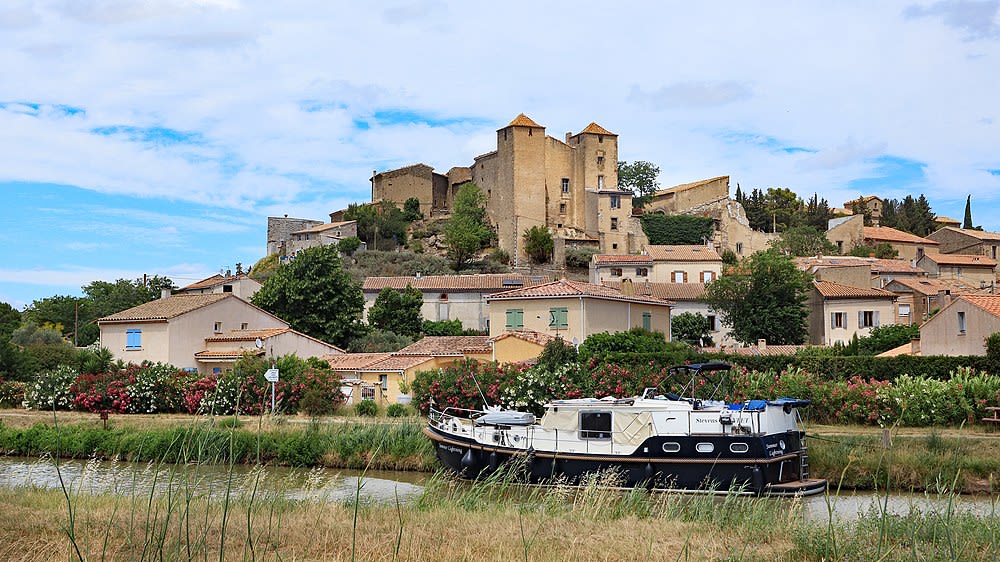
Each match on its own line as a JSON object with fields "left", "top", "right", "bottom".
{"left": 23, "top": 365, "right": 78, "bottom": 410}
{"left": 886, "top": 375, "right": 969, "bottom": 426}
{"left": 498, "top": 364, "right": 580, "bottom": 416}
{"left": 126, "top": 363, "right": 193, "bottom": 414}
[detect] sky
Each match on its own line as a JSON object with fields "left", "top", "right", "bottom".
{"left": 2, "top": 0, "right": 1000, "bottom": 310}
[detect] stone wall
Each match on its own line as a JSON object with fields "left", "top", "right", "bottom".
{"left": 266, "top": 216, "right": 322, "bottom": 256}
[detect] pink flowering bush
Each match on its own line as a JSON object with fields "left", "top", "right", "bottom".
{"left": 70, "top": 372, "right": 132, "bottom": 413}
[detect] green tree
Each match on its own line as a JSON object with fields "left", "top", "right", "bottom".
{"left": 251, "top": 244, "right": 366, "bottom": 348}
{"left": 0, "top": 302, "right": 20, "bottom": 341}
{"left": 443, "top": 183, "right": 491, "bottom": 269}
{"left": 763, "top": 187, "right": 804, "bottom": 232}
{"left": 522, "top": 226, "right": 553, "bottom": 264}
{"left": 848, "top": 242, "right": 898, "bottom": 259}
{"left": 617, "top": 160, "right": 660, "bottom": 207}
{"left": 250, "top": 254, "right": 280, "bottom": 282}
{"left": 963, "top": 195, "right": 973, "bottom": 229}
{"left": 802, "top": 193, "right": 834, "bottom": 230}
{"left": 579, "top": 328, "right": 669, "bottom": 360}
{"left": 367, "top": 285, "right": 424, "bottom": 338}
{"left": 344, "top": 201, "right": 409, "bottom": 250}
{"left": 986, "top": 332, "right": 1000, "bottom": 361}
{"left": 670, "top": 312, "right": 715, "bottom": 347}
{"left": 536, "top": 337, "right": 579, "bottom": 371}
{"left": 770, "top": 226, "right": 838, "bottom": 257}
{"left": 852, "top": 324, "right": 920, "bottom": 356}
{"left": 704, "top": 250, "right": 812, "bottom": 345}
{"left": 348, "top": 329, "right": 413, "bottom": 353}
{"left": 337, "top": 236, "right": 361, "bottom": 256}
{"left": 403, "top": 197, "right": 423, "bottom": 222}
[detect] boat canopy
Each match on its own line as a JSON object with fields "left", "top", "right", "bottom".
{"left": 476, "top": 410, "right": 536, "bottom": 426}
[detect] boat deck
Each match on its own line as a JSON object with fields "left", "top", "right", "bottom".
{"left": 766, "top": 478, "right": 828, "bottom": 497}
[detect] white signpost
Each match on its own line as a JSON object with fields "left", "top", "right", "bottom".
{"left": 264, "top": 368, "right": 279, "bottom": 413}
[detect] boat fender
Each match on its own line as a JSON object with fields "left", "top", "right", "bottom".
{"left": 752, "top": 466, "right": 764, "bottom": 493}
{"left": 644, "top": 462, "right": 654, "bottom": 480}
{"left": 461, "top": 448, "right": 479, "bottom": 471}
{"left": 488, "top": 451, "right": 498, "bottom": 471}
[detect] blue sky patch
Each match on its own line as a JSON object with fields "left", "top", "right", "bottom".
{"left": 848, "top": 155, "right": 928, "bottom": 192}
{"left": 91, "top": 125, "right": 205, "bottom": 146}
{"left": 989, "top": 169, "right": 1000, "bottom": 176}
{"left": 1, "top": 101, "right": 86, "bottom": 117}
{"left": 719, "top": 130, "right": 816, "bottom": 154}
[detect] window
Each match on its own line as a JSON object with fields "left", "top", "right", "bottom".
{"left": 831, "top": 312, "right": 847, "bottom": 329}
{"left": 125, "top": 329, "right": 142, "bottom": 350}
{"left": 240, "top": 322, "right": 248, "bottom": 330}
{"left": 505, "top": 309, "right": 524, "bottom": 329}
{"left": 438, "top": 302, "right": 449, "bottom": 320}
{"left": 955, "top": 267, "right": 963, "bottom": 277}
{"left": 730, "top": 443, "right": 749, "bottom": 454}
{"left": 662, "top": 442, "right": 681, "bottom": 453}
{"left": 706, "top": 315, "right": 717, "bottom": 331}
{"left": 700, "top": 271, "right": 716, "bottom": 283}
{"left": 958, "top": 311, "right": 966, "bottom": 334}
{"left": 559, "top": 202, "right": 567, "bottom": 215}
{"left": 561, "top": 178, "right": 569, "bottom": 193}
{"left": 898, "top": 304, "right": 911, "bottom": 319}
{"left": 695, "top": 442, "right": 715, "bottom": 453}
{"left": 222, "top": 284, "right": 233, "bottom": 293}
{"left": 597, "top": 175, "right": 605, "bottom": 190}
{"left": 735, "top": 242, "right": 744, "bottom": 254}
{"left": 610, "top": 217, "right": 618, "bottom": 231}
{"left": 642, "top": 312, "right": 651, "bottom": 331}
{"left": 836, "top": 240, "right": 844, "bottom": 253}
{"left": 610, "top": 195, "right": 620, "bottom": 209}
{"left": 636, "top": 267, "right": 648, "bottom": 277}
{"left": 993, "top": 246, "right": 997, "bottom": 260}
{"left": 212, "top": 367, "right": 222, "bottom": 376}
{"left": 610, "top": 268, "right": 623, "bottom": 277}
{"left": 859, "top": 310, "right": 879, "bottom": 328}
{"left": 549, "top": 307, "right": 568, "bottom": 328}
{"left": 917, "top": 248, "right": 925, "bottom": 260}
{"left": 598, "top": 135, "right": 604, "bottom": 143}
{"left": 379, "top": 374, "right": 388, "bottom": 391}
{"left": 672, "top": 271, "right": 687, "bottom": 283}
{"left": 579, "top": 411, "right": 612, "bottom": 440}
{"left": 214, "top": 322, "right": 223, "bottom": 333}
{"left": 612, "top": 243, "right": 618, "bottom": 250}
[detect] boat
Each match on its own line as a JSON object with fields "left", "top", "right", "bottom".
{"left": 424, "top": 361, "right": 827, "bottom": 496}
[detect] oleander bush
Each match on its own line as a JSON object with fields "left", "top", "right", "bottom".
{"left": 23, "top": 365, "right": 77, "bottom": 410}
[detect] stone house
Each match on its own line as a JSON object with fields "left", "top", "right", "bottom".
{"left": 807, "top": 280, "right": 897, "bottom": 346}
{"left": 288, "top": 221, "right": 358, "bottom": 252}
{"left": 484, "top": 279, "right": 672, "bottom": 344}
{"left": 862, "top": 226, "right": 940, "bottom": 261}
{"left": 266, "top": 216, "right": 322, "bottom": 256}
{"left": 362, "top": 273, "right": 550, "bottom": 332}
{"left": 795, "top": 255, "right": 928, "bottom": 289}
{"left": 919, "top": 295, "right": 1000, "bottom": 356}
{"left": 825, "top": 215, "right": 866, "bottom": 255}
{"left": 371, "top": 163, "right": 453, "bottom": 216}
{"left": 927, "top": 227, "right": 1000, "bottom": 260}
{"left": 648, "top": 176, "right": 729, "bottom": 214}
{"left": 916, "top": 253, "right": 997, "bottom": 288}
{"left": 177, "top": 274, "right": 262, "bottom": 301}
{"left": 589, "top": 245, "right": 723, "bottom": 284}
{"left": 843, "top": 195, "right": 883, "bottom": 226}
{"left": 602, "top": 281, "right": 735, "bottom": 346}
{"left": 97, "top": 293, "right": 342, "bottom": 372}
{"left": 882, "top": 277, "right": 955, "bottom": 325}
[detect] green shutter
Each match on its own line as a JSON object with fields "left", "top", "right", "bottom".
{"left": 506, "top": 309, "right": 523, "bottom": 329}
{"left": 642, "top": 312, "right": 651, "bottom": 331}
{"left": 549, "top": 307, "right": 568, "bottom": 328}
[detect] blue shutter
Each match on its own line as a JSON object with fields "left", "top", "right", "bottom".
{"left": 126, "top": 329, "right": 142, "bottom": 349}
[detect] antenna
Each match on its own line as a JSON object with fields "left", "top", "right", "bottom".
{"left": 469, "top": 370, "right": 491, "bottom": 410}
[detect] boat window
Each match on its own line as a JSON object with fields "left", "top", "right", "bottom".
{"left": 695, "top": 442, "right": 715, "bottom": 453}
{"left": 662, "top": 442, "right": 681, "bottom": 453}
{"left": 579, "top": 411, "right": 612, "bottom": 440}
{"left": 729, "top": 443, "right": 749, "bottom": 454}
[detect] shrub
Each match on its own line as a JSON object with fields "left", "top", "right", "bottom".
{"left": 386, "top": 403, "right": 410, "bottom": 417}
{"left": 497, "top": 364, "right": 581, "bottom": 416}
{"left": 640, "top": 214, "right": 714, "bottom": 245}
{"left": 125, "top": 362, "right": 193, "bottom": 413}
{"left": 579, "top": 329, "right": 673, "bottom": 361}
{"left": 23, "top": 365, "right": 78, "bottom": 410}
{"left": 70, "top": 372, "right": 131, "bottom": 413}
{"left": 535, "top": 338, "right": 578, "bottom": 372}
{"left": 355, "top": 399, "right": 378, "bottom": 417}
{"left": 987, "top": 332, "right": 1000, "bottom": 361}
{"left": 337, "top": 236, "right": 362, "bottom": 256}
{"left": 565, "top": 247, "right": 599, "bottom": 269}
{"left": 216, "top": 416, "right": 243, "bottom": 429}
{"left": 0, "top": 380, "right": 26, "bottom": 407}
{"left": 488, "top": 248, "right": 510, "bottom": 265}
{"left": 300, "top": 387, "right": 336, "bottom": 417}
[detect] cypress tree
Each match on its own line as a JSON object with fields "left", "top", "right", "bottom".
{"left": 963, "top": 195, "right": 973, "bottom": 229}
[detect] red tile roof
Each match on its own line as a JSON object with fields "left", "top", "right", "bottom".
{"left": 507, "top": 113, "right": 542, "bottom": 128}
{"left": 364, "top": 355, "right": 437, "bottom": 372}
{"left": 959, "top": 295, "right": 1000, "bottom": 319}
{"left": 578, "top": 122, "right": 616, "bottom": 136}
{"left": 644, "top": 245, "right": 722, "bottom": 262}
{"left": 395, "top": 336, "right": 492, "bottom": 355}
{"left": 602, "top": 281, "right": 707, "bottom": 301}
{"left": 194, "top": 349, "right": 265, "bottom": 359}
{"left": 814, "top": 280, "right": 896, "bottom": 299}
{"left": 704, "top": 344, "right": 811, "bottom": 356}
{"left": 489, "top": 330, "right": 560, "bottom": 347}
{"left": 863, "top": 226, "right": 939, "bottom": 245}
{"left": 99, "top": 293, "right": 234, "bottom": 322}
{"left": 885, "top": 277, "right": 953, "bottom": 296}
{"left": 933, "top": 226, "right": 1000, "bottom": 242}
{"left": 592, "top": 254, "right": 654, "bottom": 265}
{"left": 922, "top": 254, "right": 998, "bottom": 267}
{"left": 363, "top": 274, "right": 549, "bottom": 292}
{"left": 325, "top": 353, "right": 392, "bottom": 371}
{"left": 486, "top": 279, "right": 671, "bottom": 306}
{"left": 205, "top": 328, "right": 290, "bottom": 342}
{"left": 795, "top": 256, "right": 926, "bottom": 275}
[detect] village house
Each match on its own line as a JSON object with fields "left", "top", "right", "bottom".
{"left": 197, "top": 327, "right": 344, "bottom": 375}
{"left": 265, "top": 216, "right": 362, "bottom": 258}
{"left": 927, "top": 226, "right": 1000, "bottom": 260}
{"left": 177, "top": 273, "right": 262, "bottom": 301}
{"left": 97, "top": 293, "right": 342, "bottom": 372}
{"left": 881, "top": 277, "right": 955, "bottom": 325}
{"left": 806, "top": 280, "right": 897, "bottom": 346}
{"left": 602, "top": 281, "right": 735, "bottom": 346}
{"left": 484, "top": 279, "right": 672, "bottom": 343}
{"left": 362, "top": 273, "right": 550, "bottom": 332}
{"left": 916, "top": 253, "right": 997, "bottom": 288}
{"left": 589, "top": 245, "right": 723, "bottom": 284}
{"left": 919, "top": 295, "right": 1000, "bottom": 356}
{"left": 862, "top": 226, "right": 940, "bottom": 261}
{"left": 795, "top": 255, "right": 928, "bottom": 289}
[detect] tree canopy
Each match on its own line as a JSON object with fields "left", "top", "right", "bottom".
{"left": 617, "top": 160, "right": 660, "bottom": 207}
{"left": 848, "top": 242, "right": 898, "bottom": 259}
{"left": 770, "top": 226, "right": 838, "bottom": 257}
{"left": 522, "top": 226, "right": 553, "bottom": 264}
{"left": 670, "top": 312, "right": 715, "bottom": 347}
{"left": 878, "top": 195, "right": 936, "bottom": 236}
{"left": 737, "top": 189, "right": 835, "bottom": 232}
{"left": 367, "top": 285, "right": 424, "bottom": 338}
{"left": 251, "top": 244, "right": 366, "bottom": 348}
{"left": 344, "top": 200, "right": 410, "bottom": 250}
{"left": 703, "top": 250, "right": 812, "bottom": 345}
{"left": 443, "top": 183, "right": 492, "bottom": 269}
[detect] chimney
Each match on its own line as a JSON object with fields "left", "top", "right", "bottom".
{"left": 160, "top": 288, "right": 171, "bottom": 299}
{"left": 757, "top": 339, "right": 767, "bottom": 350}
{"left": 910, "top": 337, "right": 921, "bottom": 355}
{"left": 415, "top": 272, "right": 422, "bottom": 279}
{"left": 565, "top": 132, "right": 572, "bottom": 143}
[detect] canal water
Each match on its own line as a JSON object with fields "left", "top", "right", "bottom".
{"left": 1, "top": 456, "right": 995, "bottom": 522}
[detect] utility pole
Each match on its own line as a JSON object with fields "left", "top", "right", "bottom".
{"left": 74, "top": 301, "right": 79, "bottom": 347}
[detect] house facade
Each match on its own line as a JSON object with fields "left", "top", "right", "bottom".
{"left": 177, "top": 274, "right": 262, "bottom": 301}
{"left": 362, "top": 274, "right": 550, "bottom": 332}
{"left": 862, "top": 226, "right": 940, "bottom": 261}
{"left": 920, "top": 295, "right": 1000, "bottom": 356}
{"left": 916, "top": 254, "right": 997, "bottom": 288}
{"left": 807, "top": 281, "right": 897, "bottom": 346}
{"left": 602, "top": 281, "right": 735, "bottom": 346}
{"left": 485, "top": 279, "right": 672, "bottom": 344}
{"left": 590, "top": 245, "right": 722, "bottom": 284}
{"left": 98, "top": 294, "right": 304, "bottom": 372}
{"left": 927, "top": 227, "right": 1000, "bottom": 260}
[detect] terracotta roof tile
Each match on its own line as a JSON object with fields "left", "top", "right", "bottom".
{"left": 960, "top": 295, "right": 1000, "bottom": 319}
{"left": 922, "top": 253, "right": 998, "bottom": 267}
{"left": 507, "top": 113, "right": 542, "bottom": 128}
{"left": 292, "top": 221, "right": 356, "bottom": 235}
{"left": 578, "top": 122, "right": 616, "bottom": 136}
{"left": 934, "top": 217, "right": 962, "bottom": 226}
{"left": 602, "top": 281, "right": 707, "bottom": 301}
{"left": 489, "top": 330, "right": 559, "bottom": 347}
{"left": 363, "top": 274, "right": 550, "bottom": 292}
{"left": 592, "top": 254, "right": 654, "bottom": 265}
{"left": 395, "top": 336, "right": 492, "bottom": 355}
{"left": 863, "top": 226, "right": 939, "bottom": 245}
{"left": 204, "top": 328, "right": 290, "bottom": 342}
{"left": 325, "top": 353, "right": 392, "bottom": 371}
{"left": 885, "top": 277, "right": 953, "bottom": 296}
{"left": 876, "top": 342, "right": 919, "bottom": 357}
{"left": 364, "top": 355, "right": 437, "bottom": 372}
{"left": 183, "top": 274, "right": 228, "bottom": 290}
{"left": 933, "top": 226, "right": 1000, "bottom": 242}
{"left": 99, "top": 294, "right": 234, "bottom": 322}
{"left": 794, "top": 256, "right": 926, "bottom": 275}
{"left": 814, "top": 280, "right": 896, "bottom": 299}
{"left": 194, "top": 349, "right": 265, "bottom": 359}
{"left": 486, "top": 279, "right": 671, "bottom": 306}
{"left": 644, "top": 245, "right": 722, "bottom": 262}
{"left": 653, "top": 176, "right": 728, "bottom": 196}
{"left": 705, "top": 344, "right": 811, "bottom": 356}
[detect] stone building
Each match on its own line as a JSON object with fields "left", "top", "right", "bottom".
{"left": 266, "top": 216, "right": 322, "bottom": 256}
{"left": 370, "top": 164, "right": 451, "bottom": 216}
{"left": 843, "top": 195, "right": 883, "bottom": 226}
{"left": 927, "top": 226, "right": 1000, "bottom": 260}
